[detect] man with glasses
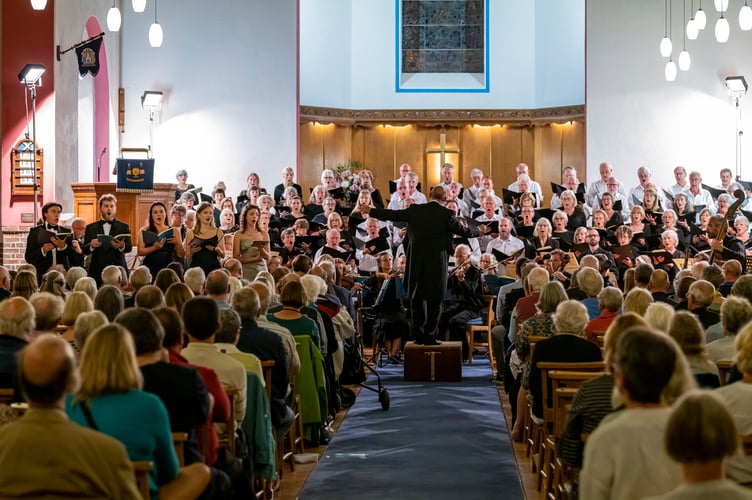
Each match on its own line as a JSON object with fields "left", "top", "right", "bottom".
{"left": 628, "top": 166, "right": 666, "bottom": 209}
{"left": 670, "top": 166, "right": 690, "bottom": 195}
{"left": 584, "top": 227, "right": 618, "bottom": 280}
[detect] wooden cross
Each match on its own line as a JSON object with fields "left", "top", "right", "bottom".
{"left": 425, "top": 132, "right": 460, "bottom": 167}
{"left": 423, "top": 351, "right": 443, "bottom": 381}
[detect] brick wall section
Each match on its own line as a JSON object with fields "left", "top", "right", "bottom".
{"left": 0, "top": 226, "right": 30, "bottom": 272}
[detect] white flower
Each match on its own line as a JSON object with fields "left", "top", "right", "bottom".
{"left": 341, "top": 180, "right": 350, "bottom": 189}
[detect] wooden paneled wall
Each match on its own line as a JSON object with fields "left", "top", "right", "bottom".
{"left": 299, "top": 120, "right": 585, "bottom": 204}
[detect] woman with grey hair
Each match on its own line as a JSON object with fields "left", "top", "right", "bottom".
{"left": 528, "top": 216, "right": 559, "bottom": 261}
{"left": 527, "top": 300, "right": 603, "bottom": 421}
{"left": 174, "top": 168, "right": 194, "bottom": 203}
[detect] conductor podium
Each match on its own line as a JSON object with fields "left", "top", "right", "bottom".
{"left": 71, "top": 183, "right": 176, "bottom": 228}
{"left": 403, "top": 341, "right": 462, "bottom": 382}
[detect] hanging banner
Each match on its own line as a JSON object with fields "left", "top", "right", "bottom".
{"left": 116, "top": 158, "right": 154, "bottom": 193}
{"left": 76, "top": 37, "right": 102, "bottom": 78}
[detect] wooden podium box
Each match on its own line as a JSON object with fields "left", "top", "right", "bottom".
{"left": 71, "top": 183, "right": 177, "bottom": 230}
{"left": 404, "top": 341, "right": 462, "bottom": 382}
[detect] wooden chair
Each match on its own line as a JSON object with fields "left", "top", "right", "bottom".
{"left": 716, "top": 360, "right": 734, "bottom": 386}
{"left": 172, "top": 432, "right": 188, "bottom": 467}
{"left": 131, "top": 461, "right": 153, "bottom": 500}
{"left": 217, "top": 387, "right": 238, "bottom": 457}
{"left": 591, "top": 331, "right": 606, "bottom": 349}
{"left": 535, "top": 361, "right": 605, "bottom": 492}
{"left": 466, "top": 295, "right": 496, "bottom": 366}
{"left": 260, "top": 360, "right": 274, "bottom": 401}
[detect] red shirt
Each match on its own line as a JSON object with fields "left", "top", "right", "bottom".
{"left": 585, "top": 311, "right": 618, "bottom": 342}
{"left": 169, "top": 349, "right": 230, "bottom": 465}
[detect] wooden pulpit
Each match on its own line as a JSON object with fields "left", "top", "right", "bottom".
{"left": 71, "top": 183, "right": 177, "bottom": 230}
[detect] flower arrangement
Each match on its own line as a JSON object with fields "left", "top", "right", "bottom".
{"left": 333, "top": 160, "right": 363, "bottom": 193}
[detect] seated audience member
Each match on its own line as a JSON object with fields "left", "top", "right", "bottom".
{"left": 509, "top": 280, "right": 567, "bottom": 440}
{"left": 94, "top": 285, "right": 124, "bottom": 322}
{"left": 231, "top": 287, "right": 293, "bottom": 438}
{"left": 528, "top": 300, "right": 603, "bottom": 421}
{"left": 0, "top": 266, "right": 12, "bottom": 302}
{"left": 165, "top": 282, "right": 194, "bottom": 313}
{"left": 585, "top": 286, "right": 623, "bottom": 341}
{"left": 66, "top": 324, "right": 210, "bottom": 498}
{"left": 578, "top": 267, "right": 604, "bottom": 319}
{"left": 40, "top": 270, "right": 66, "bottom": 299}
{"left": 205, "top": 269, "right": 231, "bottom": 310}
{"left": 249, "top": 282, "right": 300, "bottom": 377}
{"left": 0, "top": 297, "right": 34, "bottom": 399}
{"left": 622, "top": 287, "right": 654, "bottom": 316}
{"left": 215, "top": 308, "right": 264, "bottom": 382}
{"left": 154, "top": 306, "right": 229, "bottom": 468}
{"left": 707, "top": 296, "right": 752, "bottom": 362}
{"left": 135, "top": 284, "right": 166, "bottom": 309}
{"left": 11, "top": 270, "right": 37, "bottom": 300}
{"left": 184, "top": 267, "right": 206, "bottom": 296}
{"left": 643, "top": 302, "right": 676, "bottom": 333}
{"left": 0, "top": 335, "right": 140, "bottom": 498}
{"left": 362, "top": 252, "right": 408, "bottom": 362}
{"left": 719, "top": 260, "right": 743, "bottom": 298}
{"left": 267, "top": 280, "right": 321, "bottom": 349}
{"left": 649, "top": 269, "right": 677, "bottom": 306}
{"left": 72, "top": 310, "right": 108, "bottom": 352}
{"left": 655, "top": 391, "right": 750, "bottom": 499}
{"left": 669, "top": 311, "right": 720, "bottom": 388}
{"left": 686, "top": 279, "right": 721, "bottom": 329}
{"left": 673, "top": 274, "right": 697, "bottom": 309}
{"left": 559, "top": 314, "right": 648, "bottom": 473}
{"left": 580, "top": 327, "right": 682, "bottom": 500}
{"left": 100, "top": 264, "right": 123, "bottom": 288}
{"left": 73, "top": 276, "right": 98, "bottom": 303}
{"left": 28, "top": 292, "right": 64, "bottom": 342}
{"left": 181, "top": 297, "right": 247, "bottom": 424}
{"left": 715, "top": 321, "right": 752, "bottom": 484}
{"left": 114, "top": 308, "right": 212, "bottom": 469}
{"left": 55, "top": 291, "right": 92, "bottom": 346}
{"left": 154, "top": 268, "right": 181, "bottom": 295}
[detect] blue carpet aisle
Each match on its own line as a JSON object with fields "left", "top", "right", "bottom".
{"left": 299, "top": 359, "right": 523, "bottom": 500}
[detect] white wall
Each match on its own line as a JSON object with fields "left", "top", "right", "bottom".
{"left": 120, "top": 0, "right": 298, "bottom": 196}
{"left": 301, "top": 0, "right": 585, "bottom": 110}
{"left": 587, "top": 0, "right": 748, "bottom": 191}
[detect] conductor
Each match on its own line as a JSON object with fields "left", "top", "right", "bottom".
{"left": 360, "top": 186, "right": 480, "bottom": 345}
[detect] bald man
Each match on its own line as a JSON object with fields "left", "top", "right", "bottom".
{"left": 0, "top": 335, "right": 140, "bottom": 498}
{"left": 0, "top": 297, "right": 34, "bottom": 399}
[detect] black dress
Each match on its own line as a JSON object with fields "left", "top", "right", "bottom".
{"left": 188, "top": 233, "right": 221, "bottom": 274}
{"left": 143, "top": 240, "right": 176, "bottom": 279}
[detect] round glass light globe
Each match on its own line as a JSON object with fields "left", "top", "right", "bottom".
{"left": 107, "top": 6, "right": 121, "bottom": 32}
{"left": 740, "top": 5, "right": 752, "bottom": 30}
{"left": 678, "top": 50, "right": 691, "bottom": 71}
{"left": 696, "top": 8, "right": 707, "bottom": 28}
{"left": 665, "top": 60, "right": 678, "bottom": 81}
{"left": 660, "top": 36, "right": 673, "bottom": 57}
{"left": 149, "top": 22, "right": 163, "bottom": 47}
{"left": 716, "top": 17, "right": 730, "bottom": 42}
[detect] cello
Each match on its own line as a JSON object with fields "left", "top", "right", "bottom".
{"left": 709, "top": 189, "right": 746, "bottom": 265}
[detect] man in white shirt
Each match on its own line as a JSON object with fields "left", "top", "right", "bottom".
{"left": 474, "top": 196, "right": 502, "bottom": 252}
{"left": 670, "top": 165, "right": 690, "bottom": 195}
{"left": 591, "top": 176, "right": 629, "bottom": 220}
{"left": 686, "top": 170, "right": 717, "bottom": 213}
{"left": 628, "top": 166, "right": 666, "bottom": 208}
{"left": 435, "top": 163, "right": 463, "bottom": 192}
{"left": 462, "top": 168, "right": 485, "bottom": 209}
{"left": 446, "top": 181, "right": 470, "bottom": 217}
{"left": 586, "top": 161, "right": 627, "bottom": 207}
{"left": 480, "top": 178, "right": 503, "bottom": 207}
{"left": 486, "top": 217, "right": 525, "bottom": 260}
{"left": 388, "top": 179, "right": 413, "bottom": 209}
{"left": 355, "top": 218, "right": 389, "bottom": 274}
{"left": 508, "top": 163, "right": 543, "bottom": 206}
{"left": 719, "top": 168, "right": 734, "bottom": 190}
{"left": 314, "top": 228, "right": 348, "bottom": 262}
{"left": 181, "top": 296, "right": 248, "bottom": 424}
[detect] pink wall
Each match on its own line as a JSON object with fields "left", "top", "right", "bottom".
{"left": 86, "top": 16, "right": 110, "bottom": 182}
{"left": 1, "top": 0, "right": 55, "bottom": 226}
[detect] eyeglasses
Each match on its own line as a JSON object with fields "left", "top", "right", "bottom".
{"left": 607, "top": 183, "right": 619, "bottom": 187}
{"left": 587, "top": 233, "right": 599, "bottom": 238}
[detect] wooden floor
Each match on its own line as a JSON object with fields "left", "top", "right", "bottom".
{"left": 276, "top": 364, "right": 539, "bottom": 500}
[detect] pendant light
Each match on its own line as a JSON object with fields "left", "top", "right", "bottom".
{"left": 107, "top": 0, "right": 122, "bottom": 32}
{"left": 660, "top": 0, "right": 673, "bottom": 57}
{"left": 30, "top": 0, "right": 47, "bottom": 9}
{"left": 740, "top": 0, "right": 752, "bottom": 30}
{"left": 665, "top": 59, "right": 678, "bottom": 81}
{"left": 696, "top": 0, "right": 707, "bottom": 29}
{"left": 716, "top": 12, "right": 730, "bottom": 42}
{"left": 149, "top": 0, "right": 163, "bottom": 47}
{"left": 687, "top": 0, "right": 699, "bottom": 38}
{"left": 679, "top": 0, "right": 691, "bottom": 70}
{"left": 132, "top": 0, "right": 146, "bottom": 13}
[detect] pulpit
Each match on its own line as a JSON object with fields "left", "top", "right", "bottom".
{"left": 71, "top": 183, "right": 177, "bottom": 230}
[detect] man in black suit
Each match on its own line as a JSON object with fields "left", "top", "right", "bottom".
{"left": 66, "top": 217, "right": 88, "bottom": 270}
{"left": 84, "top": 194, "right": 131, "bottom": 285}
{"left": 361, "top": 186, "right": 479, "bottom": 345}
{"left": 24, "top": 201, "right": 71, "bottom": 282}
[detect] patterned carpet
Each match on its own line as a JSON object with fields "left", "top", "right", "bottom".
{"left": 299, "top": 359, "right": 523, "bottom": 499}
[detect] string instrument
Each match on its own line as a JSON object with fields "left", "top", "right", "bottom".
{"left": 710, "top": 189, "right": 746, "bottom": 265}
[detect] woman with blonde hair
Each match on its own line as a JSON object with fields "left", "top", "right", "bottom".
{"left": 11, "top": 270, "right": 37, "bottom": 300}
{"left": 72, "top": 277, "right": 97, "bottom": 302}
{"left": 622, "top": 287, "right": 654, "bottom": 315}
{"left": 164, "top": 282, "right": 194, "bottom": 312}
{"left": 72, "top": 310, "right": 108, "bottom": 352}
{"left": 66, "top": 324, "right": 210, "bottom": 499}
{"left": 58, "top": 291, "right": 94, "bottom": 346}
{"left": 233, "top": 204, "right": 270, "bottom": 281}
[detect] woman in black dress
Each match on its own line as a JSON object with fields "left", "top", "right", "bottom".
{"left": 137, "top": 201, "right": 184, "bottom": 280}
{"left": 183, "top": 202, "right": 224, "bottom": 275}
